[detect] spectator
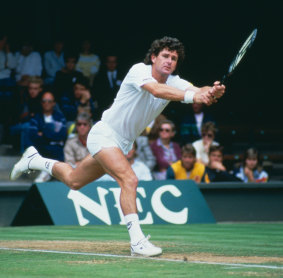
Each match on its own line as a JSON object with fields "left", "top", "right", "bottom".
{"left": 98, "top": 141, "right": 152, "bottom": 181}
{"left": 205, "top": 145, "right": 242, "bottom": 182}
{"left": 233, "top": 148, "right": 268, "bottom": 183}
{"left": 180, "top": 103, "right": 215, "bottom": 144}
{"left": 192, "top": 121, "right": 219, "bottom": 165}
{"left": 93, "top": 55, "right": 123, "bottom": 118}
{"left": 150, "top": 119, "right": 181, "bottom": 180}
{"left": 76, "top": 39, "right": 101, "bottom": 87}
{"left": 15, "top": 41, "right": 42, "bottom": 86}
{"left": 0, "top": 33, "right": 16, "bottom": 86}
{"left": 64, "top": 112, "right": 92, "bottom": 168}
{"left": 10, "top": 77, "right": 43, "bottom": 153}
{"left": 136, "top": 131, "right": 156, "bottom": 171}
{"left": 43, "top": 39, "right": 65, "bottom": 85}
{"left": 0, "top": 33, "right": 16, "bottom": 142}
{"left": 147, "top": 114, "right": 167, "bottom": 143}
{"left": 53, "top": 51, "right": 84, "bottom": 101}
{"left": 166, "top": 144, "right": 206, "bottom": 182}
{"left": 29, "top": 91, "right": 67, "bottom": 182}
{"left": 60, "top": 76, "right": 96, "bottom": 122}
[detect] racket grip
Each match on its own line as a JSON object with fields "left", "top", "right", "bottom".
{"left": 221, "top": 75, "right": 226, "bottom": 85}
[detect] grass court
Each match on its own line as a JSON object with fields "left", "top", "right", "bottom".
{"left": 1, "top": 223, "right": 283, "bottom": 277}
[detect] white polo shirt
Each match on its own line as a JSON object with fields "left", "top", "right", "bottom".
{"left": 102, "top": 63, "right": 192, "bottom": 142}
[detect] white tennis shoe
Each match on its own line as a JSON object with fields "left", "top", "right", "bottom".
{"left": 10, "top": 146, "right": 39, "bottom": 181}
{"left": 131, "top": 235, "right": 162, "bottom": 257}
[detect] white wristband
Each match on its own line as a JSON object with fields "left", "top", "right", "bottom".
{"left": 183, "top": 90, "right": 195, "bottom": 104}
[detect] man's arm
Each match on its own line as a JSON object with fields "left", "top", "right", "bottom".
{"left": 142, "top": 81, "right": 225, "bottom": 105}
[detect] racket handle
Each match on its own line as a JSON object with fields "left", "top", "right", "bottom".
{"left": 221, "top": 75, "right": 226, "bottom": 85}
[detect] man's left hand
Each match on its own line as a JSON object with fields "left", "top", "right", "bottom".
{"left": 209, "top": 81, "right": 225, "bottom": 99}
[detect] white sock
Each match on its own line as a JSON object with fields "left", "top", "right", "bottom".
{"left": 29, "top": 153, "right": 58, "bottom": 176}
{"left": 124, "top": 213, "right": 145, "bottom": 245}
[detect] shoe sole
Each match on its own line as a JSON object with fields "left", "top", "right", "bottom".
{"left": 131, "top": 251, "right": 162, "bottom": 257}
{"left": 9, "top": 147, "right": 37, "bottom": 181}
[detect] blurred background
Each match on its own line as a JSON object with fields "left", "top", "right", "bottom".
{"left": 0, "top": 0, "right": 282, "bottom": 181}
{"left": 2, "top": 0, "right": 282, "bottom": 123}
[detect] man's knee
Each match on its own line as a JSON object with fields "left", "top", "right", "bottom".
{"left": 122, "top": 175, "right": 138, "bottom": 192}
{"left": 64, "top": 172, "right": 86, "bottom": 190}
{"left": 68, "top": 180, "right": 84, "bottom": 191}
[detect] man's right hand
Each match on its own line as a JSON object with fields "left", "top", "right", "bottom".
{"left": 193, "top": 89, "right": 216, "bottom": 105}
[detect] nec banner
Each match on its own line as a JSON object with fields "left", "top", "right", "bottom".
{"left": 32, "top": 180, "right": 215, "bottom": 225}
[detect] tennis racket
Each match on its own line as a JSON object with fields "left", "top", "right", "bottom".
{"left": 221, "top": 28, "right": 258, "bottom": 84}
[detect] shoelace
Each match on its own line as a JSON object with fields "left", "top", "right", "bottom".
{"left": 138, "top": 235, "right": 156, "bottom": 248}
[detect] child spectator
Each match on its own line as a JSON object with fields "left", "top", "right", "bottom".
{"left": 60, "top": 76, "right": 96, "bottom": 122}
{"left": 205, "top": 145, "right": 242, "bottom": 182}
{"left": 166, "top": 144, "right": 206, "bottom": 183}
{"left": 10, "top": 77, "right": 43, "bottom": 153}
{"left": 233, "top": 148, "right": 268, "bottom": 183}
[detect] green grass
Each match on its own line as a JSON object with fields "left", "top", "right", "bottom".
{"left": 1, "top": 224, "right": 283, "bottom": 277}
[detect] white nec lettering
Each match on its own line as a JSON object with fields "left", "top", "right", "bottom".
{"left": 68, "top": 184, "right": 187, "bottom": 225}
{"left": 151, "top": 185, "right": 188, "bottom": 224}
{"left": 67, "top": 187, "right": 111, "bottom": 226}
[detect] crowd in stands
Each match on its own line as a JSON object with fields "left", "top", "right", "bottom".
{"left": 0, "top": 32, "right": 270, "bottom": 183}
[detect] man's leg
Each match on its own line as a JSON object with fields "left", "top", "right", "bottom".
{"left": 51, "top": 154, "right": 105, "bottom": 189}
{"left": 94, "top": 147, "right": 162, "bottom": 256}
{"left": 10, "top": 146, "right": 105, "bottom": 188}
{"left": 10, "top": 146, "right": 161, "bottom": 256}
{"left": 94, "top": 147, "right": 138, "bottom": 215}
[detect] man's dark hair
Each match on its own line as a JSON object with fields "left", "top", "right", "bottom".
{"left": 243, "top": 147, "right": 262, "bottom": 167}
{"left": 64, "top": 51, "right": 79, "bottom": 63}
{"left": 144, "top": 36, "right": 185, "bottom": 74}
{"left": 181, "top": 144, "right": 196, "bottom": 157}
{"left": 74, "top": 76, "right": 90, "bottom": 90}
{"left": 201, "top": 121, "right": 217, "bottom": 135}
{"left": 159, "top": 119, "right": 176, "bottom": 132}
{"left": 209, "top": 145, "right": 224, "bottom": 155}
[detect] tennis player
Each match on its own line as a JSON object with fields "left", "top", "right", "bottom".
{"left": 10, "top": 37, "right": 225, "bottom": 257}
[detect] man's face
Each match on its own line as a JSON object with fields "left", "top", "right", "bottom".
{"left": 209, "top": 150, "right": 223, "bottom": 164}
{"left": 181, "top": 153, "right": 196, "bottom": 171}
{"left": 65, "top": 58, "right": 76, "bottom": 71}
{"left": 151, "top": 49, "right": 178, "bottom": 76}
{"left": 245, "top": 158, "right": 258, "bottom": 170}
{"left": 192, "top": 103, "right": 203, "bottom": 114}
{"left": 54, "top": 42, "right": 64, "bottom": 53}
{"left": 106, "top": 56, "right": 117, "bottom": 71}
{"left": 21, "top": 44, "right": 32, "bottom": 56}
{"left": 74, "top": 83, "right": 86, "bottom": 99}
{"left": 159, "top": 123, "right": 175, "bottom": 140}
{"left": 76, "top": 120, "right": 91, "bottom": 137}
{"left": 41, "top": 93, "right": 55, "bottom": 113}
{"left": 202, "top": 130, "right": 215, "bottom": 144}
{"left": 28, "top": 83, "right": 42, "bottom": 98}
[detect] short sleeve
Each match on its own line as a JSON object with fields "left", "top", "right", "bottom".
{"left": 124, "top": 63, "right": 157, "bottom": 92}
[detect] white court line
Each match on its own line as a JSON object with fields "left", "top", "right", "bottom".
{"left": 1, "top": 247, "right": 283, "bottom": 270}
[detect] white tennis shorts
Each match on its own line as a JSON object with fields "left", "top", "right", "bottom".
{"left": 87, "top": 121, "right": 134, "bottom": 156}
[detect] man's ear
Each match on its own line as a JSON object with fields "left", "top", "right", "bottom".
{"left": 151, "top": 54, "right": 156, "bottom": 64}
